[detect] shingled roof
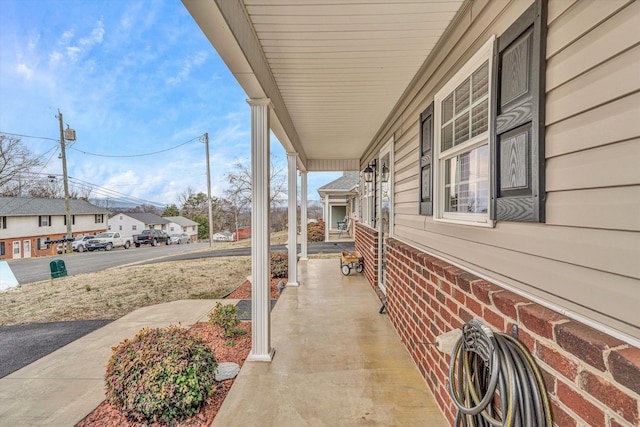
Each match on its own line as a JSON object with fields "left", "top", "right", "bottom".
{"left": 317, "top": 172, "right": 359, "bottom": 196}
{"left": 0, "top": 197, "right": 109, "bottom": 216}
{"left": 117, "top": 212, "right": 169, "bottom": 225}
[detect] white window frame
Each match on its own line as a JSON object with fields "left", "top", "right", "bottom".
{"left": 434, "top": 37, "right": 495, "bottom": 227}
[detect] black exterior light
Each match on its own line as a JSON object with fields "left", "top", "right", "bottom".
{"left": 364, "top": 158, "right": 376, "bottom": 183}
{"left": 381, "top": 163, "right": 389, "bottom": 182}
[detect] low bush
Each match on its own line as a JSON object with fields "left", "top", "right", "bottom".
{"left": 271, "top": 252, "right": 288, "bottom": 278}
{"left": 104, "top": 325, "right": 218, "bottom": 424}
{"left": 307, "top": 220, "right": 325, "bottom": 243}
{"left": 209, "top": 302, "right": 240, "bottom": 337}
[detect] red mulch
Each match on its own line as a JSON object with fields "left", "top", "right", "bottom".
{"left": 76, "top": 278, "right": 284, "bottom": 427}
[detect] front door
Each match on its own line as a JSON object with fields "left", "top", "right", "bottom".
{"left": 12, "top": 241, "right": 21, "bottom": 259}
{"left": 23, "top": 240, "right": 31, "bottom": 258}
{"left": 378, "top": 138, "right": 394, "bottom": 294}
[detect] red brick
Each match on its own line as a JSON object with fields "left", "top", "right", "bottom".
{"left": 579, "top": 370, "right": 639, "bottom": 424}
{"left": 536, "top": 342, "right": 578, "bottom": 381}
{"left": 514, "top": 326, "right": 536, "bottom": 352}
{"left": 493, "top": 290, "right": 531, "bottom": 320}
{"left": 555, "top": 321, "right": 625, "bottom": 371}
{"left": 557, "top": 381, "right": 605, "bottom": 427}
{"left": 471, "top": 280, "right": 501, "bottom": 304}
{"left": 483, "top": 307, "right": 505, "bottom": 330}
{"left": 432, "top": 260, "right": 449, "bottom": 277}
{"left": 455, "top": 271, "right": 478, "bottom": 293}
{"left": 519, "top": 304, "right": 566, "bottom": 339}
{"left": 608, "top": 347, "right": 640, "bottom": 395}
{"left": 550, "top": 398, "right": 577, "bottom": 427}
{"left": 459, "top": 307, "right": 474, "bottom": 323}
{"left": 465, "top": 297, "right": 482, "bottom": 317}
{"left": 538, "top": 364, "right": 556, "bottom": 394}
{"left": 609, "top": 418, "right": 627, "bottom": 427}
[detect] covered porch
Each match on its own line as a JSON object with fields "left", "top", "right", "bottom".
{"left": 213, "top": 258, "right": 447, "bottom": 426}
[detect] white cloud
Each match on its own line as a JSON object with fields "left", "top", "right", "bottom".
{"left": 15, "top": 63, "right": 33, "bottom": 79}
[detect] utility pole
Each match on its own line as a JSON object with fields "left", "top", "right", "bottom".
{"left": 56, "top": 109, "right": 76, "bottom": 253}
{"left": 203, "top": 133, "right": 213, "bottom": 247}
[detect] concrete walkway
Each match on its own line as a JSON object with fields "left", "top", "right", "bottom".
{"left": 213, "top": 259, "right": 448, "bottom": 426}
{"left": 0, "top": 258, "right": 448, "bottom": 426}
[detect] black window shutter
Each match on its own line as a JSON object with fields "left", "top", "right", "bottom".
{"left": 491, "top": 0, "right": 546, "bottom": 222}
{"left": 38, "top": 216, "right": 42, "bottom": 227}
{"left": 419, "top": 102, "right": 435, "bottom": 215}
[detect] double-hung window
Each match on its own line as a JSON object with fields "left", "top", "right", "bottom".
{"left": 423, "top": 0, "right": 546, "bottom": 225}
{"left": 434, "top": 38, "right": 494, "bottom": 226}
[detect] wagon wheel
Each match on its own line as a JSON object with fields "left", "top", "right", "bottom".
{"left": 356, "top": 263, "right": 364, "bottom": 273}
{"left": 341, "top": 265, "right": 351, "bottom": 276}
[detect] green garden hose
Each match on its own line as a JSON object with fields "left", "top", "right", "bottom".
{"left": 448, "top": 319, "right": 553, "bottom": 426}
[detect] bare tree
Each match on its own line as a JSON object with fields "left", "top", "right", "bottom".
{"left": 0, "top": 135, "right": 43, "bottom": 193}
{"left": 224, "top": 158, "right": 287, "bottom": 208}
{"left": 26, "top": 176, "right": 64, "bottom": 198}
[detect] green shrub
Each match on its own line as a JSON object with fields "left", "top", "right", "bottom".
{"left": 104, "top": 325, "right": 217, "bottom": 424}
{"left": 307, "top": 220, "right": 325, "bottom": 242}
{"left": 209, "top": 302, "right": 240, "bottom": 337}
{"left": 271, "top": 252, "right": 288, "bottom": 278}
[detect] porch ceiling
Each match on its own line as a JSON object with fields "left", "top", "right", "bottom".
{"left": 183, "top": 0, "right": 465, "bottom": 171}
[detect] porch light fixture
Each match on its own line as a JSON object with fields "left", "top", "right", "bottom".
{"left": 364, "top": 158, "right": 376, "bottom": 183}
{"left": 381, "top": 164, "right": 389, "bottom": 182}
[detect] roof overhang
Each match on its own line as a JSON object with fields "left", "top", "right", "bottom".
{"left": 182, "top": 0, "right": 465, "bottom": 172}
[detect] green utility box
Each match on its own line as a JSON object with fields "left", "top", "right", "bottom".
{"left": 50, "top": 259, "right": 68, "bottom": 279}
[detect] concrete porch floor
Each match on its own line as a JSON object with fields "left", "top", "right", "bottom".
{"left": 213, "top": 258, "right": 448, "bottom": 426}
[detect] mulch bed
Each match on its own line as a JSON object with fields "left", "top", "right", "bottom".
{"left": 76, "top": 278, "right": 284, "bottom": 427}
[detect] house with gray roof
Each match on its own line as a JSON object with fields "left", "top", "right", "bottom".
{"left": 317, "top": 172, "right": 359, "bottom": 241}
{"left": 0, "top": 197, "right": 109, "bottom": 259}
{"left": 163, "top": 216, "right": 199, "bottom": 242}
{"left": 108, "top": 212, "right": 170, "bottom": 238}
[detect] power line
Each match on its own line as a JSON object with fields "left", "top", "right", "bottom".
{"left": 69, "top": 135, "right": 203, "bottom": 158}
{"left": 8, "top": 172, "right": 166, "bottom": 208}
{"left": 0, "top": 131, "right": 59, "bottom": 142}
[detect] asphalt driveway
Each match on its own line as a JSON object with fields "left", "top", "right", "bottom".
{"left": 0, "top": 320, "right": 112, "bottom": 378}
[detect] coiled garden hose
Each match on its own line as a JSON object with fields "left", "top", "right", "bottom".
{"left": 448, "top": 319, "right": 553, "bottom": 426}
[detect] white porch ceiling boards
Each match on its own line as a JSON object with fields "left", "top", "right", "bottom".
{"left": 183, "top": 0, "right": 464, "bottom": 170}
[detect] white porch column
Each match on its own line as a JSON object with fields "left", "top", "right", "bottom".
{"left": 287, "top": 152, "right": 299, "bottom": 286}
{"left": 300, "top": 170, "right": 308, "bottom": 261}
{"left": 247, "top": 98, "right": 274, "bottom": 362}
{"left": 324, "top": 194, "right": 330, "bottom": 242}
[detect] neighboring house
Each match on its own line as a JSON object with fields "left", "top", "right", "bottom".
{"left": 0, "top": 197, "right": 109, "bottom": 259}
{"left": 316, "top": 172, "right": 359, "bottom": 240}
{"left": 185, "top": 1, "right": 639, "bottom": 425}
{"left": 108, "top": 212, "right": 169, "bottom": 238}
{"left": 163, "top": 216, "right": 199, "bottom": 242}
{"left": 212, "top": 231, "right": 233, "bottom": 242}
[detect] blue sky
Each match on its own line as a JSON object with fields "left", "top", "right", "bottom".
{"left": 0, "top": 0, "right": 340, "bottom": 207}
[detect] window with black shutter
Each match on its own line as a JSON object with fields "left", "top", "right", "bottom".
{"left": 491, "top": 0, "right": 546, "bottom": 222}
{"left": 419, "top": 103, "right": 434, "bottom": 215}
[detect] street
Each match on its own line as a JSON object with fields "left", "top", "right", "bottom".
{"left": 6, "top": 241, "right": 354, "bottom": 285}
{"left": 6, "top": 242, "right": 209, "bottom": 285}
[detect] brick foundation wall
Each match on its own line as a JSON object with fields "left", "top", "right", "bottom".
{"left": 382, "top": 237, "right": 640, "bottom": 427}
{"left": 354, "top": 222, "right": 379, "bottom": 288}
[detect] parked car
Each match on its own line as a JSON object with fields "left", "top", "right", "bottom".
{"left": 169, "top": 233, "right": 190, "bottom": 245}
{"left": 133, "top": 229, "right": 170, "bottom": 247}
{"left": 56, "top": 235, "right": 94, "bottom": 254}
{"left": 86, "top": 232, "right": 132, "bottom": 251}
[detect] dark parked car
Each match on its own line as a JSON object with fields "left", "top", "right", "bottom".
{"left": 133, "top": 229, "right": 170, "bottom": 247}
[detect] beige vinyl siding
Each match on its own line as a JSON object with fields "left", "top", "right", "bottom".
{"left": 379, "top": 0, "right": 640, "bottom": 339}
